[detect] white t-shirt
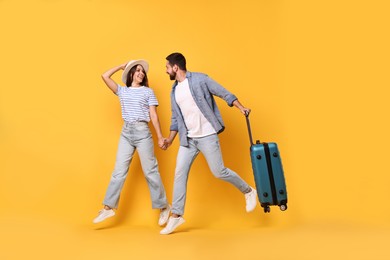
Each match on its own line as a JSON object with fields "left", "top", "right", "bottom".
{"left": 116, "top": 85, "right": 158, "bottom": 123}
{"left": 175, "top": 78, "right": 216, "bottom": 138}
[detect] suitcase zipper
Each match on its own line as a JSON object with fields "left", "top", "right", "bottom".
{"left": 263, "top": 143, "right": 278, "bottom": 205}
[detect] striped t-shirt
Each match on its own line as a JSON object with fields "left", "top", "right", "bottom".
{"left": 116, "top": 85, "right": 158, "bottom": 123}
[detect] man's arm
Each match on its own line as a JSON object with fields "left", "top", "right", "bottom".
{"left": 204, "top": 75, "right": 238, "bottom": 106}
{"left": 164, "top": 96, "right": 179, "bottom": 149}
{"left": 232, "top": 99, "right": 251, "bottom": 116}
{"left": 204, "top": 75, "right": 251, "bottom": 114}
{"left": 165, "top": 130, "right": 178, "bottom": 149}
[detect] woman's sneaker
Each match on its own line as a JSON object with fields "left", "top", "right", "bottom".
{"left": 93, "top": 209, "right": 115, "bottom": 223}
{"left": 158, "top": 205, "right": 171, "bottom": 226}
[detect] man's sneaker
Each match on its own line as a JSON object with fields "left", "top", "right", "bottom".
{"left": 158, "top": 205, "right": 171, "bottom": 226}
{"left": 160, "top": 216, "right": 185, "bottom": 235}
{"left": 245, "top": 187, "right": 257, "bottom": 212}
{"left": 93, "top": 209, "right": 115, "bottom": 223}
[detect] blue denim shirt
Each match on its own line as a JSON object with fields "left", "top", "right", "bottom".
{"left": 170, "top": 71, "right": 237, "bottom": 147}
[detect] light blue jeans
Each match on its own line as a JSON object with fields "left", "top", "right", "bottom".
{"left": 171, "top": 134, "right": 251, "bottom": 216}
{"left": 103, "top": 122, "right": 167, "bottom": 209}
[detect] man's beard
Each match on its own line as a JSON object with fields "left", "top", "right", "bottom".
{"left": 169, "top": 72, "right": 176, "bottom": 80}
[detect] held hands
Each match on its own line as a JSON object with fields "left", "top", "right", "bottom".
{"left": 158, "top": 137, "right": 171, "bottom": 150}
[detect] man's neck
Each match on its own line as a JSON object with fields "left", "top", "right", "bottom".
{"left": 176, "top": 70, "right": 187, "bottom": 83}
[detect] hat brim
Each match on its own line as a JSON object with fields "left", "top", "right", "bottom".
{"left": 121, "top": 59, "right": 149, "bottom": 85}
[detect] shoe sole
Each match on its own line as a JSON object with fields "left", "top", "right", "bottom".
{"left": 160, "top": 218, "right": 185, "bottom": 235}
{"left": 93, "top": 212, "right": 115, "bottom": 224}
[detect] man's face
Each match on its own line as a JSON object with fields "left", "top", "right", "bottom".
{"left": 166, "top": 61, "right": 176, "bottom": 80}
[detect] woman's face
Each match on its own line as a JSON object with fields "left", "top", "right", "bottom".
{"left": 131, "top": 65, "right": 146, "bottom": 86}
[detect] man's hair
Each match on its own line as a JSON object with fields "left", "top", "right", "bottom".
{"left": 166, "top": 52, "right": 187, "bottom": 71}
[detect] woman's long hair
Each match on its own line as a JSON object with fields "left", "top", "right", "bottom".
{"left": 126, "top": 65, "right": 149, "bottom": 87}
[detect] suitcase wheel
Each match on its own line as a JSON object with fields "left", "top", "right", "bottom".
{"left": 279, "top": 204, "right": 288, "bottom": 211}
{"left": 263, "top": 206, "right": 271, "bottom": 213}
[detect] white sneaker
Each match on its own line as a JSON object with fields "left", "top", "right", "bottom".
{"left": 93, "top": 209, "right": 115, "bottom": 223}
{"left": 160, "top": 216, "right": 185, "bottom": 235}
{"left": 158, "top": 205, "right": 171, "bottom": 226}
{"left": 245, "top": 187, "right": 257, "bottom": 212}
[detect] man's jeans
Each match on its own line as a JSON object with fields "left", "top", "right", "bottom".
{"left": 171, "top": 134, "right": 251, "bottom": 215}
{"left": 103, "top": 122, "right": 167, "bottom": 209}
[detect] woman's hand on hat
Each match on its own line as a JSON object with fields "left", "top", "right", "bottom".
{"left": 120, "top": 62, "right": 128, "bottom": 70}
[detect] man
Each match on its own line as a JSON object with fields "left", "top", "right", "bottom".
{"left": 160, "top": 53, "right": 257, "bottom": 235}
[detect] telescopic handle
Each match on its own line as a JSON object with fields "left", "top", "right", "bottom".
{"left": 245, "top": 112, "right": 259, "bottom": 146}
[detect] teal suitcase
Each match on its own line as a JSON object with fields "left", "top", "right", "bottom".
{"left": 246, "top": 114, "right": 288, "bottom": 213}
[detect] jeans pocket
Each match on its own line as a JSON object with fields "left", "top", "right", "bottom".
{"left": 135, "top": 124, "right": 151, "bottom": 140}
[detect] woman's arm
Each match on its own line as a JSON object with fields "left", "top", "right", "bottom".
{"left": 149, "top": 105, "right": 167, "bottom": 149}
{"left": 101, "top": 62, "right": 127, "bottom": 94}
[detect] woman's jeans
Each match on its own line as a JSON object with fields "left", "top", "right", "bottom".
{"left": 103, "top": 122, "right": 167, "bottom": 209}
{"left": 171, "top": 134, "right": 251, "bottom": 216}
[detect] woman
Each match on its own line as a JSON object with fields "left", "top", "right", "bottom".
{"left": 93, "top": 59, "right": 170, "bottom": 226}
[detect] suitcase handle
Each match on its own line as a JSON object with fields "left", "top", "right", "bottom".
{"left": 245, "top": 111, "right": 260, "bottom": 145}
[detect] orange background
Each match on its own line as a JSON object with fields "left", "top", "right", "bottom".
{"left": 1, "top": 0, "right": 389, "bottom": 259}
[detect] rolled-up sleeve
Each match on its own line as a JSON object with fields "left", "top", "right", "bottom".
{"left": 205, "top": 76, "right": 237, "bottom": 106}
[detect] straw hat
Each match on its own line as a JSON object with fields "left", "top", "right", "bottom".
{"left": 121, "top": 59, "right": 149, "bottom": 84}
